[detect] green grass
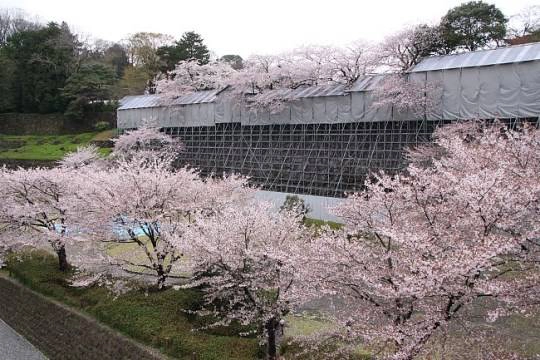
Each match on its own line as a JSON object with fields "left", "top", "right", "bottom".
{"left": 92, "top": 129, "right": 116, "bottom": 141}
{"left": 0, "top": 133, "right": 97, "bottom": 160}
{"left": 284, "top": 315, "right": 336, "bottom": 337}
{"left": 98, "top": 147, "right": 113, "bottom": 156}
{"left": 303, "top": 217, "right": 343, "bottom": 230}
{"left": 4, "top": 250, "right": 372, "bottom": 359}
{"left": 8, "top": 251, "right": 538, "bottom": 359}
{"left": 0, "top": 130, "right": 115, "bottom": 160}
{"left": 6, "top": 250, "right": 260, "bottom": 360}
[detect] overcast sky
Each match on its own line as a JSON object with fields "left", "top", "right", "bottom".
{"left": 2, "top": 0, "right": 536, "bottom": 57}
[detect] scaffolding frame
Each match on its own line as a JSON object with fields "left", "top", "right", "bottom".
{"left": 160, "top": 119, "right": 451, "bottom": 198}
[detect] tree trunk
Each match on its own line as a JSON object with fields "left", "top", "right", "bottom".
{"left": 57, "top": 245, "right": 68, "bottom": 272}
{"left": 156, "top": 267, "right": 167, "bottom": 290}
{"left": 265, "top": 317, "right": 278, "bottom": 360}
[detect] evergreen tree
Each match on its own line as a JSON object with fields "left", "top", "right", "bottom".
{"left": 156, "top": 31, "right": 210, "bottom": 73}
{"left": 176, "top": 31, "right": 210, "bottom": 64}
{"left": 4, "top": 22, "right": 80, "bottom": 113}
{"left": 62, "top": 62, "right": 116, "bottom": 119}
{"left": 0, "top": 50, "right": 16, "bottom": 112}
{"left": 103, "top": 43, "right": 129, "bottom": 78}
{"left": 441, "top": 1, "right": 508, "bottom": 52}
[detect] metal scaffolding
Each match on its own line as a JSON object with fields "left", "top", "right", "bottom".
{"left": 161, "top": 119, "right": 449, "bottom": 197}
{"left": 118, "top": 43, "right": 540, "bottom": 198}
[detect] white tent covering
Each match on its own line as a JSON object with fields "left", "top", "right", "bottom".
{"left": 413, "top": 59, "right": 540, "bottom": 120}
{"left": 115, "top": 43, "right": 539, "bottom": 199}
{"left": 118, "top": 43, "right": 540, "bottom": 129}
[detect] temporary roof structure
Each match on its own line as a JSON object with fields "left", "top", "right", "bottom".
{"left": 116, "top": 44, "right": 540, "bottom": 197}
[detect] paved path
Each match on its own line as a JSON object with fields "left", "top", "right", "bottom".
{"left": 0, "top": 318, "right": 47, "bottom": 360}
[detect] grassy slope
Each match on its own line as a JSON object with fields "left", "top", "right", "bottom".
{"left": 6, "top": 251, "right": 259, "bottom": 360}
{"left": 0, "top": 132, "right": 112, "bottom": 160}
{"left": 6, "top": 251, "right": 372, "bottom": 360}
{"left": 303, "top": 217, "right": 343, "bottom": 230}
{"left": 7, "top": 249, "right": 539, "bottom": 359}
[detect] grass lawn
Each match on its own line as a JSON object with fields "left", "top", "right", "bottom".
{"left": 5, "top": 249, "right": 374, "bottom": 360}
{"left": 92, "top": 129, "right": 116, "bottom": 141}
{"left": 6, "top": 250, "right": 260, "bottom": 360}
{"left": 303, "top": 217, "right": 343, "bottom": 230}
{"left": 0, "top": 131, "right": 113, "bottom": 160}
{"left": 7, "top": 250, "right": 539, "bottom": 359}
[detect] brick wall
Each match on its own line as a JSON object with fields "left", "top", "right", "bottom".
{"left": 0, "top": 277, "right": 164, "bottom": 360}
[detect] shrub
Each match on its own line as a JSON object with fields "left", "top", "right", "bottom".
{"left": 94, "top": 121, "right": 111, "bottom": 132}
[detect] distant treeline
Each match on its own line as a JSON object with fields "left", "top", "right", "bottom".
{"left": 0, "top": 3, "right": 538, "bottom": 120}
{"left": 0, "top": 8, "right": 243, "bottom": 119}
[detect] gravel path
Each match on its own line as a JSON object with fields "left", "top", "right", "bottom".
{"left": 0, "top": 318, "right": 47, "bottom": 360}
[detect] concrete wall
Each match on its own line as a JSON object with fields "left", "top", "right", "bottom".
{"left": 0, "top": 277, "right": 162, "bottom": 360}
{"left": 255, "top": 190, "right": 343, "bottom": 222}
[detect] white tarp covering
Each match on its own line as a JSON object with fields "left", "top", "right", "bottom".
{"left": 427, "top": 61, "right": 540, "bottom": 120}
{"left": 410, "top": 42, "right": 540, "bottom": 72}
{"left": 117, "top": 58, "right": 540, "bottom": 129}
{"left": 441, "top": 68, "right": 461, "bottom": 120}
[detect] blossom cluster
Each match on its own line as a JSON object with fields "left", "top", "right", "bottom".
{"left": 154, "top": 28, "right": 445, "bottom": 114}
{"left": 155, "top": 43, "right": 383, "bottom": 113}
{"left": 0, "top": 122, "right": 538, "bottom": 359}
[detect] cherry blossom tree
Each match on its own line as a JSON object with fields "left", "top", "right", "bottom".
{"left": 156, "top": 43, "right": 377, "bottom": 112}
{"left": 296, "top": 121, "right": 540, "bottom": 359}
{"left": 226, "top": 43, "right": 378, "bottom": 112}
{"left": 237, "top": 43, "right": 376, "bottom": 90}
{"left": 378, "top": 25, "right": 445, "bottom": 72}
{"left": 372, "top": 74, "right": 441, "bottom": 118}
{"left": 58, "top": 144, "right": 103, "bottom": 169}
{"left": 155, "top": 36, "right": 452, "bottom": 115}
{"left": 173, "top": 201, "right": 309, "bottom": 359}
{"left": 67, "top": 129, "right": 251, "bottom": 288}
{"left": 509, "top": 5, "right": 540, "bottom": 37}
{"left": 155, "top": 59, "right": 235, "bottom": 101}
{"left": 112, "top": 123, "right": 183, "bottom": 161}
{"left": 0, "top": 166, "right": 77, "bottom": 271}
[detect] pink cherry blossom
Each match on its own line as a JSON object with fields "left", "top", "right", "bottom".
{"left": 294, "top": 121, "right": 540, "bottom": 359}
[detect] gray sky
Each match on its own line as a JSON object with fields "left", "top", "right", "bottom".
{"left": 2, "top": 0, "right": 536, "bottom": 57}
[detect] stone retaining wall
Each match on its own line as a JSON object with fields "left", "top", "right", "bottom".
{"left": 0, "top": 112, "right": 116, "bottom": 135}
{"left": 0, "top": 159, "right": 57, "bottom": 169}
{"left": 0, "top": 277, "right": 164, "bottom": 360}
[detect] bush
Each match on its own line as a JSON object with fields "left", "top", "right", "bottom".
{"left": 94, "top": 121, "right": 111, "bottom": 132}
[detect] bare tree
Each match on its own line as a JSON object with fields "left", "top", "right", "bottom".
{"left": 378, "top": 24, "right": 445, "bottom": 72}
{"left": 0, "top": 8, "right": 40, "bottom": 45}
{"left": 508, "top": 5, "right": 540, "bottom": 37}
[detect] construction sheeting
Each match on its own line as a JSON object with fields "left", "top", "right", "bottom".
{"left": 410, "top": 42, "right": 540, "bottom": 72}
{"left": 118, "top": 56, "right": 540, "bottom": 129}
{"left": 424, "top": 61, "right": 540, "bottom": 120}
{"left": 118, "top": 89, "right": 220, "bottom": 110}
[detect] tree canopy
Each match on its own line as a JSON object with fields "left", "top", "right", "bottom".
{"left": 1, "top": 3, "right": 537, "bottom": 116}
{"left": 3, "top": 22, "right": 80, "bottom": 113}
{"left": 62, "top": 62, "right": 117, "bottom": 119}
{"left": 440, "top": 1, "right": 508, "bottom": 51}
{"left": 157, "top": 31, "right": 210, "bottom": 73}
